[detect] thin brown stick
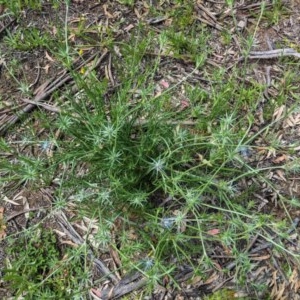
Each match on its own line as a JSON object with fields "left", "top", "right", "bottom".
{"left": 107, "top": 53, "right": 115, "bottom": 86}
{"left": 248, "top": 48, "right": 300, "bottom": 59}
{"left": 134, "top": 119, "right": 197, "bottom": 126}
{"left": 29, "top": 63, "right": 41, "bottom": 89}
{"left": 0, "top": 104, "right": 26, "bottom": 114}
{"left": 21, "top": 98, "right": 61, "bottom": 113}
{"left": 5, "top": 206, "right": 50, "bottom": 222}
{"left": 195, "top": 3, "right": 223, "bottom": 31}
{"left": 55, "top": 210, "right": 118, "bottom": 285}
{"left": 0, "top": 18, "right": 16, "bottom": 36}
{"left": 94, "top": 276, "right": 148, "bottom": 300}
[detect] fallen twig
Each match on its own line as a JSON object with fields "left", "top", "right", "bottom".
{"left": 29, "top": 63, "right": 41, "bottom": 89}
{"left": 55, "top": 210, "right": 118, "bottom": 285}
{"left": 134, "top": 119, "right": 197, "bottom": 127}
{"left": 0, "top": 17, "right": 16, "bottom": 37}
{"left": 21, "top": 98, "right": 61, "bottom": 113}
{"left": 56, "top": 210, "right": 149, "bottom": 299}
{"left": 195, "top": 2, "right": 223, "bottom": 31}
{"left": 91, "top": 276, "right": 148, "bottom": 300}
{"left": 248, "top": 48, "right": 300, "bottom": 59}
{"left": 5, "top": 206, "right": 50, "bottom": 222}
